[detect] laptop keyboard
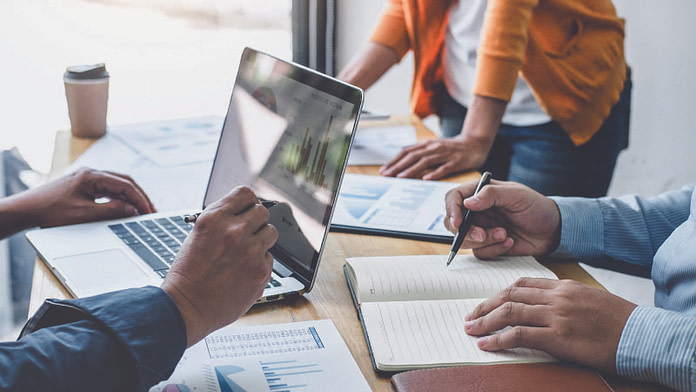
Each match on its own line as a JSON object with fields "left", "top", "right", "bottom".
{"left": 108, "top": 215, "right": 282, "bottom": 289}
{"left": 108, "top": 215, "right": 192, "bottom": 278}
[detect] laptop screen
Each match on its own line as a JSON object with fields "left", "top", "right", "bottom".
{"left": 203, "top": 48, "right": 363, "bottom": 287}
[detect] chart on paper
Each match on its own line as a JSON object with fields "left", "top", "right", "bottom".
{"left": 213, "top": 359, "right": 324, "bottom": 392}
{"left": 150, "top": 320, "right": 370, "bottom": 392}
{"left": 331, "top": 173, "right": 457, "bottom": 241}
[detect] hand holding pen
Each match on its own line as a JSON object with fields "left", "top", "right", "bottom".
{"left": 185, "top": 200, "right": 278, "bottom": 224}
{"left": 446, "top": 172, "right": 492, "bottom": 266}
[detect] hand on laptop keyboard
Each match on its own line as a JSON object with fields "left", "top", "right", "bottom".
{"left": 160, "top": 186, "right": 278, "bottom": 347}
{"left": 3, "top": 168, "right": 156, "bottom": 238}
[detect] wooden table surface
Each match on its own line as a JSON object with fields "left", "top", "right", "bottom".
{"left": 29, "top": 115, "right": 669, "bottom": 392}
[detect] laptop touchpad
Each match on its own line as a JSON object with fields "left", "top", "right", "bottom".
{"left": 53, "top": 249, "right": 154, "bottom": 297}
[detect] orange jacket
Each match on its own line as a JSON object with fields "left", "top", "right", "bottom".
{"left": 370, "top": 0, "right": 626, "bottom": 145}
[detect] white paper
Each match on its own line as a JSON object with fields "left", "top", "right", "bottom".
{"left": 331, "top": 173, "right": 457, "bottom": 239}
{"left": 362, "top": 299, "right": 552, "bottom": 370}
{"left": 65, "top": 117, "right": 219, "bottom": 211}
{"left": 347, "top": 125, "right": 417, "bottom": 166}
{"left": 109, "top": 116, "right": 223, "bottom": 167}
{"left": 149, "top": 319, "right": 370, "bottom": 392}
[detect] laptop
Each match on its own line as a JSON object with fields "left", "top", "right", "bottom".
{"left": 26, "top": 47, "right": 364, "bottom": 302}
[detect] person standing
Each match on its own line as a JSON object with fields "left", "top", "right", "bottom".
{"left": 339, "top": 0, "right": 631, "bottom": 197}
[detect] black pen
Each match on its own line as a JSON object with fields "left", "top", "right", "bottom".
{"left": 184, "top": 200, "right": 278, "bottom": 224}
{"left": 446, "top": 171, "right": 492, "bottom": 266}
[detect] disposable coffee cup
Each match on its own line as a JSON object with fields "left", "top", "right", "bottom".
{"left": 64, "top": 63, "right": 109, "bottom": 138}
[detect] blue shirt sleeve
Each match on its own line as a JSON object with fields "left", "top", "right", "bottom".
{"left": 618, "top": 306, "right": 696, "bottom": 391}
{"left": 550, "top": 185, "right": 693, "bottom": 266}
{"left": 0, "top": 286, "right": 186, "bottom": 392}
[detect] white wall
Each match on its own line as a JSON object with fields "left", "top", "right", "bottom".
{"left": 609, "top": 0, "right": 696, "bottom": 196}
{"left": 336, "top": 0, "right": 696, "bottom": 197}
{"left": 336, "top": 0, "right": 412, "bottom": 115}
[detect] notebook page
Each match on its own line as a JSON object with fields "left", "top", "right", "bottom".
{"left": 346, "top": 254, "right": 557, "bottom": 302}
{"left": 361, "top": 298, "right": 552, "bottom": 371}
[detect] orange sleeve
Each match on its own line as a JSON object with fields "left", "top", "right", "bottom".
{"left": 369, "top": 0, "right": 411, "bottom": 60}
{"left": 474, "top": 0, "right": 539, "bottom": 101}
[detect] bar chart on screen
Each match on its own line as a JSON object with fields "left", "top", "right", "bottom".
{"left": 283, "top": 118, "right": 334, "bottom": 189}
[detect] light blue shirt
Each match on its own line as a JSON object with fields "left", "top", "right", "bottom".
{"left": 552, "top": 185, "right": 696, "bottom": 391}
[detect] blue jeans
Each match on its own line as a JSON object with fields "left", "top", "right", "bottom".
{"left": 437, "top": 78, "right": 631, "bottom": 197}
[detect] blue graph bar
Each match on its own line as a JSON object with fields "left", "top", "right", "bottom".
{"left": 428, "top": 214, "right": 444, "bottom": 231}
{"left": 261, "top": 359, "right": 323, "bottom": 391}
{"left": 309, "top": 327, "right": 324, "bottom": 348}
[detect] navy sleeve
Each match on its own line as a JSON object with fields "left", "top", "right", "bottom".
{"left": 0, "top": 286, "right": 187, "bottom": 392}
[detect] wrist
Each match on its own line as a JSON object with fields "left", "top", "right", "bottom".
{"left": 455, "top": 127, "right": 496, "bottom": 146}
{"left": 161, "top": 278, "right": 211, "bottom": 347}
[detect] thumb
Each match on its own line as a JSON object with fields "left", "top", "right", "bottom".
{"left": 464, "top": 181, "right": 539, "bottom": 215}
{"left": 462, "top": 182, "right": 511, "bottom": 212}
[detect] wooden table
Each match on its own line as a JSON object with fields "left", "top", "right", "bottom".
{"left": 29, "top": 115, "right": 668, "bottom": 392}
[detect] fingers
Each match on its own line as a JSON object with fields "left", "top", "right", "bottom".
{"left": 444, "top": 179, "right": 503, "bottom": 227}
{"left": 465, "top": 290, "right": 551, "bottom": 333}
{"left": 394, "top": 151, "right": 448, "bottom": 179}
{"left": 379, "top": 141, "right": 428, "bottom": 175}
{"left": 467, "top": 278, "right": 559, "bottom": 321}
{"left": 422, "top": 161, "right": 459, "bottom": 181}
{"left": 103, "top": 170, "right": 156, "bottom": 213}
{"left": 464, "top": 278, "right": 562, "bottom": 353}
{"left": 82, "top": 199, "right": 140, "bottom": 222}
{"left": 380, "top": 144, "right": 433, "bottom": 178}
{"left": 255, "top": 222, "right": 279, "bottom": 253}
{"left": 196, "top": 187, "right": 277, "bottom": 253}
{"left": 380, "top": 140, "right": 453, "bottom": 178}
{"left": 476, "top": 326, "right": 550, "bottom": 353}
{"left": 470, "top": 235, "right": 514, "bottom": 259}
{"left": 444, "top": 181, "right": 482, "bottom": 231}
{"left": 206, "top": 186, "right": 261, "bottom": 216}
{"left": 86, "top": 169, "right": 156, "bottom": 215}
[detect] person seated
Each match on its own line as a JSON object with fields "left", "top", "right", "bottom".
{"left": 0, "top": 168, "right": 277, "bottom": 391}
{"left": 443, "top": 178, "right": 696, "bottom": 391}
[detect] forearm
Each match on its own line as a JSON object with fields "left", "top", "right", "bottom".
{"left": 0, "top": 189, "right": 44, "bottom": 239}
{"left": 0, "top": 287, "right": 187, "bottom": 391}
{"left": 454, "top": 95, "right": 507, "bottom": 159}
{"left": 551, "top": 185, "right": 693, "bottom": 265}
{"left": 336, "top": 42, "right": 399, "bottom": 90}
{"left": 0, "top": 320, "right": 135, "bottom": 391}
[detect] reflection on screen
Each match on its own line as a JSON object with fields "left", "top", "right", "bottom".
{"left": 204, "top": 50, "right": 357, "bottom": 274}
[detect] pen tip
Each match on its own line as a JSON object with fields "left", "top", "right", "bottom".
{"left": 446, "top": 251, "right": 456, "bottom": 266}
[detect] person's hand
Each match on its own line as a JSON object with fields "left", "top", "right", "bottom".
{"left": 464, "top": 278, "right": 637, "bottom": 374}
{"left": 380, "top": 95, "right": 506, "bottom": 180}
{"left": 161, "top": 186, "right": 277, "bottom": 347}
{"left": 444, "top": 180, "right": 561, "bottom": 259}
{"left": 379, "top": 136, "right": 490, "bottom": 180}
{"left": 0, "top": 168, "right": 155, "bottom": 238}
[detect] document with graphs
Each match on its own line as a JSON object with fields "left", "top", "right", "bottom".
{"left": 331, "top": 173, "right": 458, "bottom": 242}
{"left": 344, "top": 254, "right": 557, "bottom": 372}
{"left": 149, "top": 319, "right": 369, "bottom": 392}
